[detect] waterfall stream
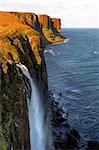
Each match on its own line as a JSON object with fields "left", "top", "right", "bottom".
{"left": 17, "top": 63, "right": 46, "bottom": 150}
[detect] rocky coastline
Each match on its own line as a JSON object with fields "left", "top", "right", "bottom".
{"left": 0, "top": 11, "right": 98, "bottom": 150}
{"left": 48, "top": 91, "right": 99, "bottom": 150}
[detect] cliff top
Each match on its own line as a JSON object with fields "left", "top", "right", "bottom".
{"left": 0, "top": 11, "right": 64, "bottom": 73}
{"left": 0, "top": 12, "right": 42, "bottom": 73}
{"left": 0, "top": 12, "right": 31, "bottom": 36}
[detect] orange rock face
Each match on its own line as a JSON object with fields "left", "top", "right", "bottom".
{"left": 12, "top": 12, "right": 40, "bottom": 30}
{"left": 52, "top": 18, "right": 61, "bottom": 32}
{"left": 38, "top": 15, "right": 62, "bottom": 32}
{"left": 38, "top": 15, "right": 49, "bottom": 28}
{"left": 0, "top": 12, "right": 31, "bottom": 37}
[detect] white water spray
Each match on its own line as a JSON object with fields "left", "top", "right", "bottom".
{"left": 17, "top": 63, "right": 46, "bottom": 150}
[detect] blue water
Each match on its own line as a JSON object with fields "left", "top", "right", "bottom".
{"left": 44, "top": 29, "right": 99, "bottom": 142}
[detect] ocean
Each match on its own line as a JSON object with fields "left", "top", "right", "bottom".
{"left": 44, "top": 29, "right": 99, "bottom": 142}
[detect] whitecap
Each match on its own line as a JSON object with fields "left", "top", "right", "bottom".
{"left": 44, "top": 49, "right": 55, "bottom": 56}
{"left": 44, "top": 50, "right": 48, "bottom": 53}
{"left": 49, "top": 49, "right": 55, "bottom": 56}
{"left": 71, "top": 89, "right": 80, "bottom": 94}
{"left": 94, "top": 51, "right": 99, "bottom": 55}
{"left": 52, "top": 38, "right": 69, "bottom": 46}
{"left": 65, "top": 88, "right": 80, "bottom": 94}
{"left": 63, "top": 38, "right": 70, "bottom": 43}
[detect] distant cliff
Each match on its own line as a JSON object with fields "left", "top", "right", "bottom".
{"left": 38, "top": 14, "right": 64, "bottom": 43}
{"left": 0, "top": 11, "right": 64, "bottom": 149}
{"left": 12, "top": 12, "right": 64, "bottom": 44}
{"left": 38, "top": 15, "right": 61, "bottom": 32}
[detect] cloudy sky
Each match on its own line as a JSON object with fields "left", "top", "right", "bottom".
{"left": 0, "top": 0, "right": 99, "bottom": 28}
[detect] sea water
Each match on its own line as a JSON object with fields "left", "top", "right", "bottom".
{"left": 44, "top": 29, "right": 99, "bottom": 142}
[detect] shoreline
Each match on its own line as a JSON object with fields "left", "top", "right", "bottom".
{"left": 52, "top": 38, "right": 69, "bottom": 45}
{"left": 44, "top": 38, "right": 69, "bottom": 51}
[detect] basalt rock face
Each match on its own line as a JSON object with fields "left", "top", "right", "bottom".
{"left": 38, "top": 15, "right": 49, "bottom": 28}
{"left": 37, "top": 14, "right": 64, "bottom": 43}
{"left": 38, "top": 15, "right": 61, "bottom": 32}
{"left": 11, "top": 12, "right": 64, "bottom": 45}
{"left": 48, "top": 92, "right": 81, "bottom": 150}
{"left": 0, "top": 12, "right": 49, "bottom": 149}
{"left": 52, "top": 18, "right": 61, "bottom": 32}
{"left": 0, "top": 11, "right": 64, "bottom": 149}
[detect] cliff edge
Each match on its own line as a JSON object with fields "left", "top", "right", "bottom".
{"left": 0, "top": 12, "right": 64, "bottom": 149}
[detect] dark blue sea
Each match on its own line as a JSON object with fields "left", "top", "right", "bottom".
{"left": 44, "top": 29, "right": 99, "bottom": 143}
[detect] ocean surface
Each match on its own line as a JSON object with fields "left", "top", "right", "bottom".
{"left": 44, "top": 29, "right": 99, "bottom": 143}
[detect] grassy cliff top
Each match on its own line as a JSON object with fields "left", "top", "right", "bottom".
{"left": 0, "top": 12, "right": 42, "bottom": 73}
{"left": 0, "top": 12, "right": 64, "bottom": 73}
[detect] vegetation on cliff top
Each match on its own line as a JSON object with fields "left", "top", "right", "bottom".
{"left": 0, "top": 12, "right": 64, "bottom": 73}
{"left": 42, "top": 28, "right": 64, "bottom": 43}
{"left": 0, "top": 12, "right": 43, "bottom": 73}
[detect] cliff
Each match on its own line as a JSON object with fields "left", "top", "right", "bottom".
{"left": 51, "top": 18, "right": 61, "bottom": 32}
{"left": 0, "top": 11, "right": 64, "bottom": 149}
{"left": 38, "top": 14, "right": 64, "bottom": 43}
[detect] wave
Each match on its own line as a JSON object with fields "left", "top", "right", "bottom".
{"left": 63, "top": 38, "right": 70, "bottom": 43}
{"left": 44, "top": 49, "right": 55, "bottom": 56}
{"left": 71, "top": 89, "right": 80, "bottom": 94}
{"left": 65, "top": 95, "right": 80, "bottom": 100}
{"left": 64, "top": 88, "right": 81, "bottom": 94}
{"left": 94, "top": 51, "right": 99, "bottom": 55}
{"left": 44, "top": 50, "right": 48, "bottom": 53}
{"left": 52, "top": 38, "right": 69, "bottom": 45}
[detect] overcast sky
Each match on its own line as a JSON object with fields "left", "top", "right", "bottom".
{"left": 0, "top": 0, "right": 99, "bottom": 28}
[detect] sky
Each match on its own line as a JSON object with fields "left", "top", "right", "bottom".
{"left": 0, "top": 0, "right": 99, "bottom": 28}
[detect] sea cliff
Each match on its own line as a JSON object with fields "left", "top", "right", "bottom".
{"left": 0, "top": 12, "right": 64, "bottom": 149}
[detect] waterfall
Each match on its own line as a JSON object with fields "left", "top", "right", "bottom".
{"left": 17, "top": 63, "right": 46, "bottom": 150}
